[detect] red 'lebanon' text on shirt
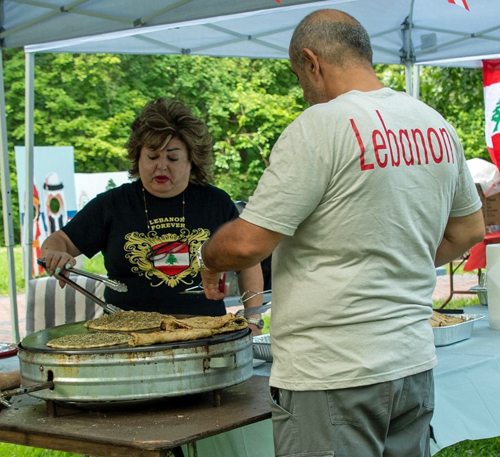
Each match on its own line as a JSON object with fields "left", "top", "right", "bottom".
{"left": 350, "top": 110, "right": 455, "bottom": 171}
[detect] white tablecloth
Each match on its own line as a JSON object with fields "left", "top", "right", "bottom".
{"left": 430, "top": 305, "right": 500, "bottom": 454}
{"left": 191, "top": 305, "right": 500, "bottom": 456}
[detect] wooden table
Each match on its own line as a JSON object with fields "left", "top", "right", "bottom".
{"left": 0, "top": 375, "right": 271, "bottom": 457}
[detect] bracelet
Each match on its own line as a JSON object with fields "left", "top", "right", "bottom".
{"left": 196, "top": 242, "right": 213, "bottom": 272}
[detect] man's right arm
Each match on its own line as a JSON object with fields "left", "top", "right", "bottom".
{"left": 435, "top": 209, "right": 485, "bottom": 267}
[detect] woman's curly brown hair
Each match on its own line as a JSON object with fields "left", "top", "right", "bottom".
{"left": 126, "top": 99, "right": 213, "bottom": 184}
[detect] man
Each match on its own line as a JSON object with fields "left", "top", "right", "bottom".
{"left": 198, "top": 9, "right": 485, "bottom": 457}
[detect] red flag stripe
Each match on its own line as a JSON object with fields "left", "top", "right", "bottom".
{"left": 448, "top": 0, "right": 470, "bottom": 11}
{"left": 483, "top": 60, "right": 500, "bottom": 87}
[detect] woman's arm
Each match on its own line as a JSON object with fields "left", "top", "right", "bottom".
{"left": 41, "top": 230, "right": 82, "bottom": 287}
{"left": 237, "top": 263, "right": 265, "bottom": 335}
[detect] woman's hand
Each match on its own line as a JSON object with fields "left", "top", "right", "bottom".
{"left": 43, "top": 250, "right": 76, "bottom": 288}
{"left": 40, "top": 230, "right": 82, "bottom": 288}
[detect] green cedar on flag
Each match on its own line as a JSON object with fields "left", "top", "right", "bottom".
{"left": 483, "top": 60, "right": 500, "bottom": 169}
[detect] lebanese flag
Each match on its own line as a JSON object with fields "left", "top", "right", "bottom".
{"left": 448, "top": 0, "right": 470, "bottom": 11}
{"left": 483, "top": 60, "right": 500, "bottom": 169}
{"left": 151, "top": 241, "right": 190, "bottom": 276}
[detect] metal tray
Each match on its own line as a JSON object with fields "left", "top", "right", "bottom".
{"left": 433, "top": 313, "right": 485, "bottom": 347}
{"left": 252, "top": 314, "right": 486, "bottom": 357}
{"left": 253, "top": 333, "right": 272, "bottom": 362}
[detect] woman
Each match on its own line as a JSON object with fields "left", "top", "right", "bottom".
{"left": 41, "top": 99, "right": 263, "bottom": 333}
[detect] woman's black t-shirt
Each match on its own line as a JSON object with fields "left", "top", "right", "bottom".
{"left": 62, "top": 180, "right": 238, "bottom": 316}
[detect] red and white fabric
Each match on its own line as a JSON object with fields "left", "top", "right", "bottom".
{"left": 448, "top": 0, "right": 470, "bottom": 11}
{"left": 483, "top": 60, "right": 500, "bottom": 169}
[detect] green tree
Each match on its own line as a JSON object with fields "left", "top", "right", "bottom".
{"left": 492, "top": 99, "right": 500, "bottom": 133}
{"left": 418, "top": 66, "right": 487, "bottom": 161}
{"left": 106, "top": 179, "right": 116, "bottom": 190}
{"left": 0, "top": 52, "right": 490, "bottom": 247}
{"left": 166, "top": 254, "right": 178, "bottom": 266}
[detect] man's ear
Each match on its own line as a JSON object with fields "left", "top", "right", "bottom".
{"left": 302, "top": 48, "right": 321, "bottom": 80}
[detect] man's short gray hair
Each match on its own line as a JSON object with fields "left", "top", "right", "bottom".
{"left": 290, "top": 10, "right": 373, "bottom": 70}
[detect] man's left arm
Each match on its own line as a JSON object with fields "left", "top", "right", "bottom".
{"left": 200, "top": 218, "right": 283, "bottom": 300}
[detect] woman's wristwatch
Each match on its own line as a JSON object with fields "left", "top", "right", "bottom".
{"left": 246, "top": 317, "right": 265, "bottom": 329}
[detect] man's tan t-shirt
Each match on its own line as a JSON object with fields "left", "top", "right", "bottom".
{"left": 241, "top": 88, "right": 481, "bottom": 390}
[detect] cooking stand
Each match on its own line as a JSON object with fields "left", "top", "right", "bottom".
{"left": 0, "top": 374, "right": 271, "bottom": 457}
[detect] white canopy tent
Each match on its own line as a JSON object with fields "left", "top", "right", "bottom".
{"left": 1, "top": 0, "right": 500, "bottom": 342}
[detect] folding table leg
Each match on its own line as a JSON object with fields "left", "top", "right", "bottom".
{"left": 439, "top": 259, "right": 480, "bottom": 308}
{"left": 187, "top": 441, "right": 198, "bottom": 457}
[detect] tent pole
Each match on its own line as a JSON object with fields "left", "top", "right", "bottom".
{"left": 0, "top": 50, "right": 20, "bottom": 343}
{"left": 23, "top": 52, "right": 35, "bottom": 298}
{"left": 403, "top": 0, "right": 416, "bottom": 96}
{"left": 405, "top": 63, "right": 414, "bottom": 96}
{"left": 413, "top": 65, "right": 420, "bottom": 100}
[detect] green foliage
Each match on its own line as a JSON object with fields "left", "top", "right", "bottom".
{"left": 0, "top": 443, "right": 82, "bottom": 456}
{"left": 0, "top": 51, "right": 306, "bottom": 244}
{"left": 262, "top": 313, "right": 271, "bottom": 335}
{"left": 80, "top": 253, "right": 105, "bottom": 276}
{"left": 419, "top": 66, "right": 487, "bottom": 161}
{"left": 0, "top": 53, "right": 489, "bottom": 247}
{"left": 374, "top": 64, "right": 487, "bottom": 161}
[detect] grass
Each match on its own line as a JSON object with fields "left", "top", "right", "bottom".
{"left": 433, "top": 296, "right": 481, "bottom": 309}
{"left": 0, "top": 246, "right": 107, "bottom": 296}
{"left": 0, "top": 444, "right": 82, "bottom": 456}
{"left": 435, "top": 438, "right": 500, "bottom": 457}
{"left": 0, "top": 246, "right": 25, "bottom": 295}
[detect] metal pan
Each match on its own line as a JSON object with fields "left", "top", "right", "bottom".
{"left": 18, "top": 321, "right": 253, "bottom": 403}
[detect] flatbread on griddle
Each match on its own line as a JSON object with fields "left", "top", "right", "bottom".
{"left": 160, "top": 313, "right": 240, "bottom": 331}
{"left": 47, "top": 332, "right": 133, "bottom": 349}
{"left": 129, "top": 328, "right": 214, "bottom": 347}
{"left": 213, "top": 317, "right": 248, "bottom": 334}
{"left": 160, "top": 316, "right": 192, "bottom": 331}
{"left": 85, "top": 310, "right": 172, "bottom": 332}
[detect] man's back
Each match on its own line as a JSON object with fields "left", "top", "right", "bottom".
{"left": 241, "top": 87, "right": 481, "bottom": 390}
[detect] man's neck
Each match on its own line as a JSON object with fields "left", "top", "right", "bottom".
{"left": 324, "top": 65, "right": 385, "bottom": 100}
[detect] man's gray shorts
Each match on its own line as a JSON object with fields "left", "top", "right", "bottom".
{"left": 270, "top": 370, "right": 434, "bottom": 457}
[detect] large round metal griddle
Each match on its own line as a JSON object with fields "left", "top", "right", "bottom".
{"left": 18, "top": 321, "right": 253, "bottom": 403}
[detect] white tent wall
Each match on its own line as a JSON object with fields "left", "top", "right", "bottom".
{"left": 1, "top": 0, "right": 499, "bottom": 342}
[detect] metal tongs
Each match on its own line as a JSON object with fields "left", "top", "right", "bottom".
{"left": 37, "top": 258, "right": 124, "bottom": 314}
{"left": 235, "top": 290, "right": 272, "bottom": 317}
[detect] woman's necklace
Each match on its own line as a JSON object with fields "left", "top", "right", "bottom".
{"left": 142, "top": 187, "right": 185, "bottom": 232}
